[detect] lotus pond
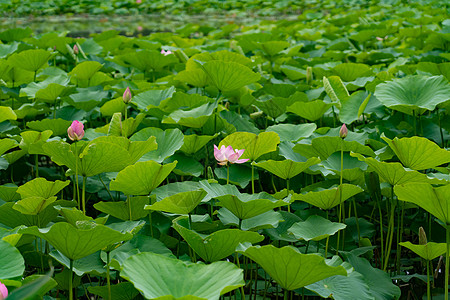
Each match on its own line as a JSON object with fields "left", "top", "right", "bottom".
{"left": 0, "top": 0, "right": 450, "bottom": 299}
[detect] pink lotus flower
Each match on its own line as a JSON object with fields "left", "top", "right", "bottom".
{"left": 214, "top": 145, "right": 249, "bottom": 166}
{"left": 137, "top": 26, "right": 143, "bottom": 32}
{"left": 67, "top": 120, "right": 85, "bottom": 141}
{"left": 339, "top": 124, "right": 348, "bottom": 139}
{"left": 136, "top": 0, "right": 142, "bottom": 3}
{"left": 73, "top": 44, "right": 79, "bottom": 55}
{"left": 123, "top": 86, "right": 132, "bottom": 103}
{"left": 0, "top": 282, "right": 8, "bottom": 300}
{"left": 161, "top": 49, "right": 172, "bottom": 56}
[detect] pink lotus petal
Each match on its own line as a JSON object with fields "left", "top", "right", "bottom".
{"left": 0, "top": 282, "right": 8, "bottom": 299}
{"left": 227, "top": 152, "right": 240, "bottom": 163}
{"left": 235, "top": 149, "right": 245, "bottom": 157}
{"left": 214, "top": 145, "right": 227, "bottom": 162}
{"left": 224, "top": 145, "right": 235, "bottom": 157}
{"left": 234, "top": 158, "right": 249, "bottom": 164}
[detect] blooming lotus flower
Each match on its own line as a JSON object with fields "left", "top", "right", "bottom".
{"left": 339, "top": 124, "right": 348, "bottom": 139}
{"left": 123, "top": 87, "right": 132, "bottom": 104}
{"left": 214, "top": 145, "right": 249, "bottom": 166}
{"left": 0, "top": 282, "right": 8, "bottom": 300}
{"left": 67, "top": 120, "right": 85, "bottom": 141}
{"left": 161, "top": 49, "right": 172, "bottom": 56}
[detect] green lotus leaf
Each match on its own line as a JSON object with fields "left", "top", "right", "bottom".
{"left": 175, "top": 69, "right": 209, "bottom": 87}
{"left": 0, "top": 138, "right": 18, "bottom": 156}
{"left": 323, "top": 76, "right": 349, "bottom": 104}
{"left": 19, "top": 130, "right": 53, "bottom": 155}
{"left": 288, "top": 215, "right": 347, "bottom": 241}
{"left": 214, "top": 163, "right": 256, "bottom": 189}
{"left": 0, "top": 185, "right": 20, "bottom": 202}
{"left": 107, "top": 235, "right": 174, "bottom": 270}
{"left": 50, "top": 250, "right": 105, "bottom": 277}
{"left": 17, "top": 177, "right": 70, "bottom": 199}
{"left": 400, "top": 241, "right": 446, "bottom": 261}
{"left": 166, "top": 153, "right": 204, "bottom": 177}
{"left": 340, "top": 91, "right": 371, "bottom": 124}
{"left": 256, "top": 96, "right": 296, "bottom": 119}
{"left": 88, "top": 282, "right": 140, "bottom": 300}
{"left": 116, "top": 50, "right": 178, "bottom": 72}
{"left": 162, "top": 102, "right": 218, "bottom": 128}
{"left": 219, "top": 110, "right": 259, "bottom": 134}
{"left": 121, "top": 252, "right": 244, "bottom": 299}
{"left": 27, "top": 119, "right": 72, "bottom": 136}
{"left": 287, "top": 100, "right": 333, "bottom": 121}
{"left": 13, "top": 196, "right": 57, "bottom": 215}
{"left": 294, "top": 136, "right": 375, "bottom": 160}
{"left": 6, "top": 274, "right": 57, "bottom": 300}
{"left": 172, "top": 216, "right": 264, "bottom": 262}
{"left": 280, "top": 65, "right": 307, "bottom": 81}
{"left": 291, "top": 184, "right": 363, "bottom": 210}
{"left": 131, "top": 127, "right": 184, "bottom": 163}
{"left": 19, "top": 75, "right": 69, "bottom": 99}
{"left": 0, "top": 200, "right": 73, "bottom": 228}
{"left": 215, "top": 192, "right": 289, "bottom": 220}
{"left": 266, "top": 123, "right": 316, "bottom": 142}
{"left": 18, "top": 222, "right": 133, "bottom": 261}
{"left": 35, "top": 83, "right": 71, "bottom": 103}
{"left": 219, "top": 209, "right": 283, "bottom": 231}
{"left": 145, "top": 190, "right": 206, "bottom": 215}
{"left": 100, "top": 97, "right": 126, "bottom": 117}
{"left": 264, "top": 211, "right": 302, "bottom": 242}
{"left": 0, "top": 27, "right": 32, "bottom": 42}
{"left": 94, "top": 196, "right": 151, "bottom": 221}
{"left": 67, "top": 87, "right": 109, "bottom": 111}
{"left": 332, "top": 63, "right": 373, "bottom": 82}
{"left": 180, "top": 134, "right": 216, "bottom": 155}
{"left": 199, "top": 60, "right": 260, "bottom": 92}
{"left": 133, "top": 86, "right": 176, "bottom": 111}
{"left": 305, "top": 256, "right": 373, "bottom": 300}
{"left": 0, "top": 239, "right": 25, "bottom": 280}
{"left": 381, "top": 135, "right": 450, "bottom": 170}
{"left": 110, "top": 161, "right": 177, "bottom": 195}
{"left": 255, "top": 157, "right": 320, "bottom": 180}
{"left": 219, "top": 131, "right": 280, "bottom": 161}
{"left": 0, "top": 106, "right": 17, "bottom": 123}
{"left": 8, "top": 49, "right": 52, "bottom": 72}
{"left": 416, "top": 62, "right": 450, "bottom": 81}
{"left": 342, "top": 253, "right": 401, "bottom": 299}
{"left": 259, "top": 40, "right": 290, "bottom": 56}
{"left": 351, "top": 153, "right": 445, "bottom": 185}
{"left": 395, "top": 183, "right": 450, "bottom": 224}
{"left": 0, "top": 42, "right": 18, "bottom": 58}
{"left": 237, "top": 244, "right": 346, "bottom": 290}
{"left": 374, "top": 75, "right": 450, "bottom": 115}
{"left": 159, "top": 92, "right": 211, "bottom": 113}
{"left": 321, "top": 152, "right": 367, "bottom": 182}
{"left": 55, "top": 206, "right": 95, "bottom": 226}
{"left": 68, "top": 61, "right": 103, "bottom": 82}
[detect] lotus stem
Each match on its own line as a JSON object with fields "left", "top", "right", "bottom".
{"left": 383, "top": 186, "right": 396, "bottom": 271}
{"left": 149, "top": 211, "right": 154, "bottom": 238}
{"left": 74, "top": 142, "right": 80, "bottom": 210}
{"left": 336, "top": 140, "right": 344, "bottom": 254}
{"left": 427, "top": 259, "right": 431, "bottom": 300}
{"left": 287, "top": 179, "right": 290, "bottom": 213}
{"left": 35, "top": 154, "right": 39, "bottom": 178}
{"left": 127, "top": 195, "right": 132, "bottom": 220}
{"left": 188, "top": 213, "right": 193, "bottom": 230}
{"left": 446, "top": 224, "right": 449, "bottom": 300}
{"left": 82, "top": 176, "right": 86, "bottom": 215}
{"left": 227, "top": 164, "right": 229, "bottom": 185}
{"left": 106, "top": 251, "right": 111, "bottom": 300}
{"left": 69, "top": 259, "right": 74, "bottom": 300}
{"left": 251, "top": 164, "right": 255, "bottom": 194}
{"left": 284, "top": 289, "right": 288, "bottom": 300}
{"left": 353, "top": 198, "right": 361, "bottom": 245}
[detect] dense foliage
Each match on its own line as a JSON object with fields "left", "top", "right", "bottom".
{"left": 0, "top": 0, "right": 450, "bottom": 299}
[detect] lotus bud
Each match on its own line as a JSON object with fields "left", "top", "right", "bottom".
{"left": 419, "top": 227, "right": 427, "bottom": 245}
{"left": 123, "top": 87, "right": 132, "bottom": 104}
{"left": 67, "top": 120, "right": 85, "bottom": 141}
{"left": 0, "top": 282, "right": 8, "bottom": 300}
{"left": 339, "top": 124, "right": 348, "bottom": 139}
{"left": 306, "top": 66, "right": 313, "bottom": 84}
{"left": 73, "top": 44, "right": 79, "bottom": 55}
